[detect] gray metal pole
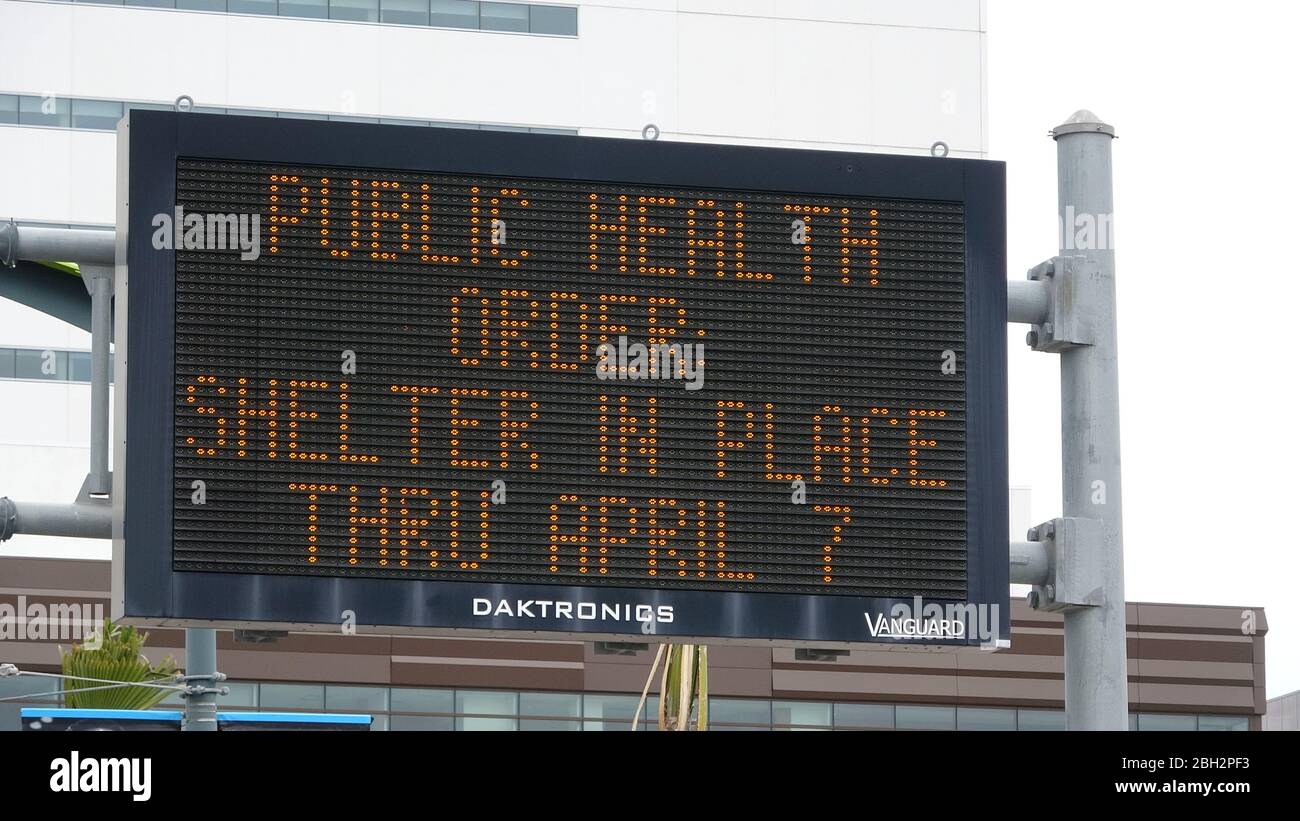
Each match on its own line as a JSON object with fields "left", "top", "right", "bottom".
{"left": 85, "top": 265, "right": 112, "bottom": 496}
{"left": 182, "top": 628, "right": 219, "bottom": 732}
{"left": 0, "top": 223, "right": 116, "bottom": 267}
{"left": 1053, "top": 111, "right": 1128, "bottom": 730}
{"left": 0, "top": 498, "right": 112, "bottom": 540}
{"left": 1006, "top": 279, "right": 1050, "bottom": 326}
{"left": 1009, "top": 540, "right": 1050, "bottom": 586}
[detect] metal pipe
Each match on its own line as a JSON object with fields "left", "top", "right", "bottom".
{"left": 1009, "top": 540, "right": 1050, "bottom": 586}
{"left": 0, "top": 498, "right": 112, "bottom": 541}
{"left": 1053, "top": 111, "right": 1128, "bottom": 730}
{"left": 85, "top": 266, "right": 112, "bottom": 496}
{"left": 1007, "top": 279, "right": 1050, "bottom": 325}
{"left": 183, "top": 629, "right": 220, "bottom": 732}
{"left": 3, "top": 224, "right": 115, "bottom": 266}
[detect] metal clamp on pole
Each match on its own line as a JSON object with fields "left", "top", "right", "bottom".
{"left": 182, "top": 628, "right": 223, "bottom": 732}
{"left": 1023, "top": 256, "right": 1099, "bottom": 352}
{"left": 1022, "top": 517, "right": 1104, "bottom": 612}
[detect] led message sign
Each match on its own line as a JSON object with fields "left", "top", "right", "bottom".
{"left": 117, "top": 111, "right": 1007, "bottom": 645}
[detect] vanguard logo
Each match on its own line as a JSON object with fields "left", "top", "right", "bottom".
{"left": 865, "top": 597, "right": 1001, "bottom": 643}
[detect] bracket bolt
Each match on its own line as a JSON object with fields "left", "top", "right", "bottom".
{"left": 1026, "top": 590, "right": 1041, "bottom": 609}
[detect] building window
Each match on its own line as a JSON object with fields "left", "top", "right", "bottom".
{"left": 455, "top": 690, "right": 517, "bottom": 731}
{"left": 259, "top": 683, "right": 325, "bottom": 711}
{"left": 14, "top": 349, "right": 66, "bottom": 380}
{"left": 325, "top": 685, "right": 389, "bottom": 712}
{"left": 957, "top": 707, "right": 1017, "bottom": 731}
{"left": 0, "top": 348, "right": 114, "bottom": 384}
{"left": 177, "top": 0, "right": 227, "bottom": 10}
{"left": 772, "top": 700, "right": 832, "bottom": 730}
{"left": 47, "top": 0, "right": 578, "bottom": 35}
{"left": 19, "top": 95, "right": 70, "bottom": 128}
{"left": 582, "top": 693, "right": 659, "bottom": 731}
{"left": 518, "top": 692, "right": 581, "bottom": 730}
{"left": 0, "top": 94, "right": 577, "bottom": 135}
{"left": 519, "top": 691, "right": 580, "bottom": 719}
{"left": 833, "top": 703, "right": 894, "bottom": 729}
{"left": 329, "top": 0, "right": 378, "bottom": 22}
{"left": 709, "top": 698, "right": 771, "bottom": 729}
{"left": 1017, "top": 709, "right": 1066, "bottom": 731}
{"left": 429, "top": 0, "right": 477, "bottom": 28}
{"left": 529, "top": 4, "right": 575, "bottom": 36}
{"left": 1137, "top": 713, "right": 1197, "bottom": 731}
{"left": 279, "top": 0, "right": 329, "bottom": 18}
{"left": 227, "top": 0, "right": 276, "bottom": 13}
{"left": 380, "top": 0, "right": 428, "bottom": 25}
{"left": 390, "top": 687, "right": 453, "bottom": 714}
{"left": 896, "top": 705, "right": 957, "bottom": 731}
{"left": 479, "top": 2, "right": 526, "bottom": 32}
{"left": 1197, "top": 715, "right": 1248, "bottom": 731}
{"left": 71, "top": 99, "right": 123, "bottom": 131}
{"left": 0, "top": 678, "right": 1258, "bottom": 732}
{"left": 391, "top": 714, "right": 453, "bottom": 731}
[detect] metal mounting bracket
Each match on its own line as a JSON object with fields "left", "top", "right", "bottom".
{"left": 1025, "top": 517, "right": 1105, "bottom": 612}
{"left": 1024, "top": 256, "right": 1098, "bottom": 352}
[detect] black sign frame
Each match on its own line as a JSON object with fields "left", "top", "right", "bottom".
{"left": 115, "top": 110, "right": 1007, "bottom": 646}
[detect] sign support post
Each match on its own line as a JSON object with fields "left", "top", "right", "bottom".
{"left": 181, "top": 628, "right": 222, "bottom": 731}
{"left": 1054, "top": 110, "right": 1127, "bottom": 731}
{"left": 1012, "top": 110, "right": 1127, "bottom": 730}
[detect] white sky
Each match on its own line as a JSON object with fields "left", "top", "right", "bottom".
{"left": 989, "top": 0, "right": 1300, "bottom": 696}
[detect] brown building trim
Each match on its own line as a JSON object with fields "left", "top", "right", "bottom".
{"left": 0, "top": 556, "right": 1267, "bottom": 721}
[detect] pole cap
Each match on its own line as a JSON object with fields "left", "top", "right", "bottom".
{"left": 1050, "top": 109, "right": 1116, "bottom": 139}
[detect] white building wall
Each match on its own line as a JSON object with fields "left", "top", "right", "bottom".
{"left": 0, "top": 0, "right": 987, "bottom": 560}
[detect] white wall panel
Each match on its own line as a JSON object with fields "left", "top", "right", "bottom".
{"left": 676, "top": 0, "right": 981, "bottom": 31}
{"left": 0, "top": 382, "right": 85, "bottom": 447}
{"left": 69, "top": 8, "right": 231, "bottom": 105}
{"left": 0, "top": 127, "right": 115, "bottom": 224}
{"left": 0, "top": 301, "right": 91, "bottom": 349}
{"left": 770, "top": 19, "right": 871, "bottom": 145}
{"left": 675, "top": 12, "right": 775, "bottom": 139}
{"left": 0, "top": 1, "right": 74, "bottom": 94}
{"left": 579, "top": 6, "right": 677, "bottom": 133}
{"left": 376, "top": 25, "right": 580, "bottom": 125}
{"left": 869, "top": 26, "right": 982, "bottom": 151}
{"left": 227, "top": 15, "right": 378, "bottom": 115}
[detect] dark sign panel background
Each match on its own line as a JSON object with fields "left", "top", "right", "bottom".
{"left": 120, "top": 111, "right": 1007, "bottom": 645}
